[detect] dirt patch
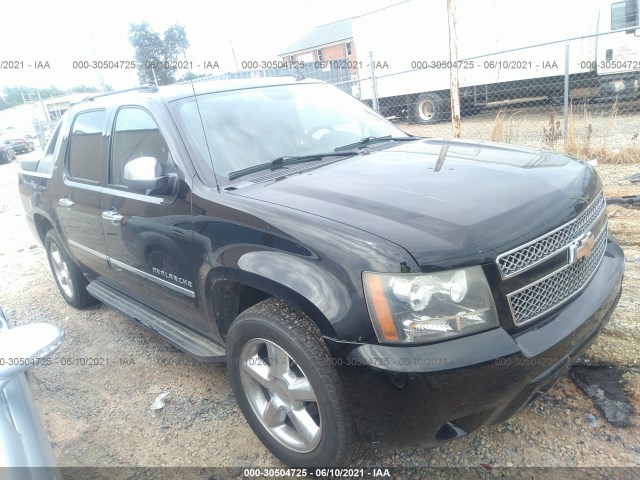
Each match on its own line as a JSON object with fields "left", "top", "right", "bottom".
{"left": 572, "top": 364, "right": 637, "bottom": 427}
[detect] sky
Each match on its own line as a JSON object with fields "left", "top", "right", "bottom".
{"left": 0, "top": 0, "right": 402, "bottom": 92}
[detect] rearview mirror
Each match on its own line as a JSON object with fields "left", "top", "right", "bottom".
{"left": 0, "top": 323, "right": 64, "bottom": 389}
{"left": 123, "top": 156, "right": 176, "bottom": 196}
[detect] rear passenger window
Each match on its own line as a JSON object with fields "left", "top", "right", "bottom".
{"left": 68, "top": 110, "right": 105, "bottom": 182}
{"left": 110, "top": 107, "right": 171, "bottom": 187}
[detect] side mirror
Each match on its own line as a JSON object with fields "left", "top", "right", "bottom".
{"left": 123, "top": 156, "right": 176, "bottom": 196}
{"left": 0, "top": 323, "right": 64, "bottom": 389}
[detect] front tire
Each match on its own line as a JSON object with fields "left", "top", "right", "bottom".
{"left": 44, "top": 230, "right": 98, "bottom": 309}
{"left": 226, "top": 298, "right": 357, "bottom": 467}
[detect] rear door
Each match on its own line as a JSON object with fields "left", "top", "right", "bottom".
{"left": 58, "top": 109, "right": 111, "bottom": 279}
{"left": 99, "top": 106, "right": 204, "bottom": 333}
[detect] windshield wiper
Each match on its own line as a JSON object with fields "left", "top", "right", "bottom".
{"left": 334, "top": 135, "right": 421, "bottom": 152}
{"left": 228, "top": 151, "right": 360, "bottom": 181}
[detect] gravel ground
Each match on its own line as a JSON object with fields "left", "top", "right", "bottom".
{"left": 0, "top": 147, "right": 639, "bottom": 472}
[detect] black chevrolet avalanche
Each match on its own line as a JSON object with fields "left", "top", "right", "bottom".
{"left": 18, "top": 78, "right": 624, "bottom": 467}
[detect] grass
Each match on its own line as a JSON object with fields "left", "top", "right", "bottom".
{"left": 563, "top": 102, "right": 593, "bottom": 159}
{"left": 563, "top": 99, "right": 640, "bottom": 164}
{"left": 488, "top": 108, "right": 523, "bottom": 144}
{"left": 488, "top": 98, "right": 640, "bottom": 164}
{"left": 591, "top": 144, "right": 640, "bottom": 164}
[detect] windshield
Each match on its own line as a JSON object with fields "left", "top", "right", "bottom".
{"left": 171, "top": 82, "right": 407, "bottom": 180}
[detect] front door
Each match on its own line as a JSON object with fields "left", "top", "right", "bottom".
{"left": 99, "top": 107, "right": 206, "bottom": 334}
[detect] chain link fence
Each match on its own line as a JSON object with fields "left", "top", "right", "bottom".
{"left": 179, "top": 59, "right": 354, "bottom": 94}
{"left": 359, "top": 18, "right": 640, "bottom": 163}
{"left": 177, "top": 28, "right": 639, "bottom": 164}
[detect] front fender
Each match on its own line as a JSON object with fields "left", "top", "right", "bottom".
{"left": 203, "top": 247, "right": 354, "bottom": 340}
{"left": 237, "top": 249, "right": 351, "bottom": 322}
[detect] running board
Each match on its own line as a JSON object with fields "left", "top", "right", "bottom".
{"left": 87, "top": 280, "right": 225, "bottom": 362}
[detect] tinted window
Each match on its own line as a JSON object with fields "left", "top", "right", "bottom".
{"left": 110, "top": 108, "right": 170, "bottom": 186}
{"left": 68, "top": 110, "right": 105, "bottom": 182}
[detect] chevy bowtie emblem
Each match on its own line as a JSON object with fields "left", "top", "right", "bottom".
{"left": 568, "top": 231, "right": 595, "bottom": 264}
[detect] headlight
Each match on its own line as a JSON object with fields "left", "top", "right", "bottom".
{"left": 363, "top": 266, "right": 499, "bottom": 343}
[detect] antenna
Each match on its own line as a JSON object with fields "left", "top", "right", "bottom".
{"left": 182, "top": 48, "right": 221, "bottom": 193}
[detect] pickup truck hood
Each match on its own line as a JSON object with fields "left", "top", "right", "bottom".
{"left": 234, "top": 139, "right": 601, "bottom": 266}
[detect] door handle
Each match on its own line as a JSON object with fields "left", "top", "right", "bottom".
{"left": 58, "top": 197, "right": 75, "bottom": 209}
{"left": 102, "top": 210, "right": 124, "bottom": 225}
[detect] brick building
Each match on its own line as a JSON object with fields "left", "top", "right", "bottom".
{"left": 280, "top": 18, "right": 357, "bottom": 71}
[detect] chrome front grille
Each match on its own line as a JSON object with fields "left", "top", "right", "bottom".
{"left": 507, "top": 226, "right": 607, "bottom": 326}
{"left": 497, "top": 193, "right": 606, "bottom": 278}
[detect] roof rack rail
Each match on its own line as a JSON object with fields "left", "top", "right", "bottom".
{"left": 82, "top": 84, "right": 158, "bottom": 102}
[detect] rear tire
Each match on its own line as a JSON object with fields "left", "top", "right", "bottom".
{"left": 410, "top": 92, "right": 447, "bottom": 124}
{"left": 226, "top": 298, "right": 357, "bottom": 467}
{"left": 44, "top": 230, "right": 98, "bottom": 309}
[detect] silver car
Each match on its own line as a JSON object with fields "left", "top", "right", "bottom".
{"left": 0, "top": 307, "right": 63, "bottom": 479}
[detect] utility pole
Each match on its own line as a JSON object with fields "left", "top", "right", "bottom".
{"left": 447, "top": 0, "right": 462, "bottom": 139}
{"left": 151, "top": 67, "right": 159, "bottom": 86}
{"left": 563, "top": 41, "right": 570, "bottom": 144}
{"left": 230, "top": 39, "right": 239, "bottom": 73}
{"left": 49, "top": 91, "right": 59, "bottom": 121}
{"left": 369, "top": 51, "right": 379, "bottom": 113}
{"left": 37, "top": 90, "right": 48, "bottom": 120}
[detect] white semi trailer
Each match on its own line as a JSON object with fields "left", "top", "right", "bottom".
{"left": 352, "top": 0, "right": 640, "bottom": 123}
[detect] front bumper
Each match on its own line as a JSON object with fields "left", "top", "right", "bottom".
{"left": 330, "top": 235, "right": 624, "bottom": 448}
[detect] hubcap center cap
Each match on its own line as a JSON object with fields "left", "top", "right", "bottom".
{"left": 270, "top": 379, "right": 292, "bottom": 409}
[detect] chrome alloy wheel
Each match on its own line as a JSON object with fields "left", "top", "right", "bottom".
{"left": 239, "top": 338, "right": 322, "bottom": 453}
{"left": 49, "top": 243, "right": 74, "bottom": 298}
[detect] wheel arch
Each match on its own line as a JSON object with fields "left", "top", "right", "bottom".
{"left": 32, "top": 211, "right": 56, "bottom": 245}
{"left": 205, "top": 267, "right": 340, "bottom": 342}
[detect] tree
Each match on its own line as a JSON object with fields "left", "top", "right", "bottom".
{"left": 69, "top": 85, "right": 103, "bottom": 94}
{"left": 129, "top": 22, "right": 190, "bottom": 86}
{"left": 178, "top": 71, "right": 209, "bottom": 82}
{"left": 0, "top": 86, "right": 98, "bottom": 112}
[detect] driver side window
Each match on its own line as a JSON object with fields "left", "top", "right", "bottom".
{"left": 110, "top": 107, "right": 172, "bottom": 187}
